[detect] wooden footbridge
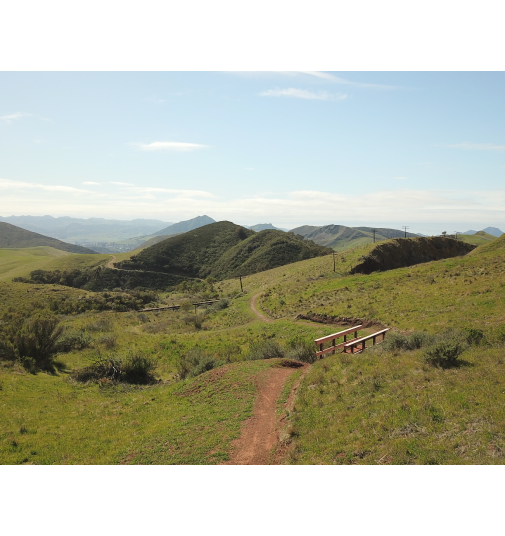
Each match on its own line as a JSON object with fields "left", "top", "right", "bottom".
{"left": 314, "top": 325, "right": 389, "bottom": 357}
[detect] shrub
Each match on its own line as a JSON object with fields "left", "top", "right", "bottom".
{"left": 57, "top": 330, "right": 92, "bottom": 352}
{"left": 183, "top": 314, "right": 205, "bottom": 330}
{"left": 211, "top": 298, "right": 229, "bottom": 311}
{"left": 137, "top": 313, "right": 150, "bottom": 323}
{"left": 73, "top": 350, "right": 157, "bottom": 384}
{"left": 423, "top": 333, "right": 468, "bottom": 368}
{"left": 285, "top": 336, "right": 317, "bottom": 363}
{"left": 246, "top": 339, "right": 284, "bottom": 361}
{"left": 382, "top": 331, "right": 431, "bottom": 352}
{"left": 462, "top": 328, "right": 485, "bottom": 346}
{"left": 100, "top": 334, "right": 117, "bottom": 349}
{"left": 0, "top": 312, "right": 63, "bottom": 369}
{"left": 176, "top": 348, "right": 224, "bottom": 380}
{"left": 87, "top": 318, "right": 112, "bottom": 332}
{"left": 180, "top": 300, "right": 193, "bottom": 313}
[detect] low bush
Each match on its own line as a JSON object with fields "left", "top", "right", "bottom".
{"left": 100, "top": 334, "right": 117, "bottom": 349}
{"left": 462, "top": 328, "right": 485, "bottom": 346}
{"left": 73, "top": 350, "right": 158, "bottom": 384}
{"left": 176, "top": 348, "right": 226, "bottom": 380}
{"left": 86, "top": 318, "right": 112, "bottom": 332}
{"left": 0, "top": 312, "right": 63, "bottom": 369}
{"left": 382, "top": 331, "right": 432, "bottom": 352}
{"left": 285, "top": 336, "right": 317, "bottom": 363}
{"left": 183, "top": 314, "right": 205, "bottom": 330}
{"left": 206, "top": 299, "right": 229, "bottom": 313}
{"left": 246, "top": 339, "right": 284, "bottom": 361}
{"left": 57, "top": 330, "right": 92, "bottom": 352}
{"left": 423, "top": 338, "right": 468, "bottom": 368}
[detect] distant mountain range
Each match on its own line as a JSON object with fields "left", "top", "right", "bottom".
{"left": 151, "top": 215, "right": 216, "bottom": 237}
{"left": 290, "top": 224, "right": 420, "bottom": 250}
{"left": 462, "top": 227, "right": 503, "bottom": 237}
{"left": 0, "top": 215, "right": 172, "bottom": 243}
{"left": 0, "top": 222, "right": 96, "bottom": 253}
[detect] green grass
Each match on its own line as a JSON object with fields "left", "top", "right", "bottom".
{"left": 458, "top": 232, "right": 497, "bottom": 247}
{"left": 0, "top": 247, "right": 71, "bottom": 282}
{"left": 0, "top": 358, "right": 281, "bottom": 464}
{"left": 286, "top": 344, "right": 505, "bottom": 464}
{"left": 0, "top": 222, "right": 95, "bottom": 253}
{"left": 2, "top": 236, "right": 505, "bottom": 464}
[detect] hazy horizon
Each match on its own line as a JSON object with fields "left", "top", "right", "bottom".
{"left": 1, "top": 72, "right": 504, "bottom": 236}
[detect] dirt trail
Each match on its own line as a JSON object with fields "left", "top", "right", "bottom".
{"left": 107, "top": 255, "right": 117, "bottom": 269}
{"left": 250, "top": 292, "right": 273, "bottom": 323}
{"left": 225, "top": 363, "right": 306, "bottom": 465}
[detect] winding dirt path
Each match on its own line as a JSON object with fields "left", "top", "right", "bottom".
{"left": 250, "top": 292, "right": 273, "bottom": 323}
{"left": 107, "top": 255, "right": 117, "bottom": 269}
{"left": 225, "top": 363, "right": 306, "bottom": 465}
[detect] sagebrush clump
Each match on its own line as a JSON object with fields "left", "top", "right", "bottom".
{"left": 0, "top": 311, "right": 63, "bottom": 370}
{"left": 73, "top": 350, "right": 158, "bottom": 384}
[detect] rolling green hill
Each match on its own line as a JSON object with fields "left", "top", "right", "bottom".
{"left": 291, "top": 224, "right": 419, "bottom": 251}
{"left": 0, "top": 222, "right": 96, "bottom": 254}
{"left": 117, "top": 221, "right": 331, "bottom": 280}
{"left": 458, "top": 230, "right": 497, "bottom": 247}
{"left": 2, "top": 222, "right": 505, "bottom": 465}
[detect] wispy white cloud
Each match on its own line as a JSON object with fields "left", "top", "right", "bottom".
{"left": 446, "top": 143, "right": 505, "bottom": 151}
{"left": 127, "top": 186, "right": 215, "bottom": 198}
{"left": 0, "top": 178, "right": 90, "bottom": 194}
{"left": 224, "top": 71, "right": 400, "bottom": 89}
{"left": 2, "top": 177, "right": 504, "bottom": 227}
{"left": 0, "top": 112, "right": 33, "bottom": 124}
{"left": 83, "top": 181, "right": 101, "bottom": 185}
{"left": 259, "top": 88, "right": 347, "bottom": 101}
{"left": 131, "top": 141, "right": 209, "bottom": 152}
{"left": 110, "top": 181, "right": 135, "bottom": 186}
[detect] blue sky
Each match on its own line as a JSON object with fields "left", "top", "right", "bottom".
{"left": 1, "top": 71, "right": 504, "bottom": 234}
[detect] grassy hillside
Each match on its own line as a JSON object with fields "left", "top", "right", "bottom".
{"left": 0, "top": 222, "right": 96, "bottom": 254}
{"left": 292, "top": 224, "right": 419, "bottom": 251}
{"left": 0, "top": 247, "right": 71, "bottom": 282}
{"left": 135, "top": 234, "right": 184, "bottom": 249}
{"left": 2, "top": 231, "right": 505, "bottom": 465}
{"left": 118, "top": 221, "right": 331, "bottom": 281}
{"left": 460, "top": 231, "right": 499, "bottom": 248}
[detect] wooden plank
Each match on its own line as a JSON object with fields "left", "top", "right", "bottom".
{"left": 343, "top": 328, "right": 389, "bottom": 348}
{"left": 315, "top": 338, "right": 359, "bottom": 357}
{"left": 314, "top": 325, "right": 363, "bottom": 345}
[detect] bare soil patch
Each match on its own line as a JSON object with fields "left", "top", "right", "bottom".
{"left": 250, "top": 292, "right": 273, "bottom": 323}
{"left": 295, "top": 312, "right": 386, "bottom": 330}
{"left": 225, "top": 361, "right": 305, "bottom": 465}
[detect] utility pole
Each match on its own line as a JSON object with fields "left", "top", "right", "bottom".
{"left": 454, "top": 231, "right": 459, "bottom": 240}
{"left": 239, "top": 275, "right": 243, "bottom": 292}
{"left": 333, "top": 251, "right": 336, "bottom": 272}
{"left": 402, "top": 225, "right": 409, "bottom": 238}
{"left": 372, "top": 229, "right": 377, "bottom": 243}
